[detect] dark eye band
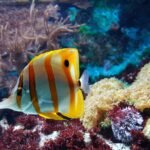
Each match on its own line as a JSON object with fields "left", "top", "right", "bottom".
{"left": 64, "top": 59, "right": 69, "bottom": 67}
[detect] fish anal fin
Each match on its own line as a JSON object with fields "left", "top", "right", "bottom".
{"left": 39, "top": 112, "right": 63, "bottom": 120}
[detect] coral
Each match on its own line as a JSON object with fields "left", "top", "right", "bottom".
{"left": 81, "top": 62, "right": 150, "bottom": 129}
{"left": 143, "top": 118, "right": 150, "bottom": 140}
{"left": 92, "top": 6, "right": 120, "bottom": 34}
{"left": 80, "top": 78, "right": 127, "bottom": 129}
{"left": 133, "top": 62, "right": 150, "bottom": 83}
{"left": 100, "top": 117, "right": 111, "bottom": 129}
{"left": 76, "top": 0, "right": 150, "bottom": 82}
{"left": 121, "top": 27, "right": 139, "bottom": 40}
{"left": 68, "top": 7, "right": 79, "bottom": 22}
{"left": 108, "top": 104, "right": 143, "bottom": 143}
{"left": 86, "top": 47, "right": 150, "bottom": 81}
{"left": 0, "top": 3, "right": 79, "bottom": 53}
{"left": 127, "top": 63, "right": 150, "bottom": 110}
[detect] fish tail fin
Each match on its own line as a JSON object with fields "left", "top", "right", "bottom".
{"left": 80, "top": 70, "right": 90, "bottom": 94}
{"left": 0, "top": 94, "right": 19, "bottom": 111}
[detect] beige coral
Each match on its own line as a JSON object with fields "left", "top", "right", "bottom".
{"left": 81, "top": 63, "right": 150, "bottom": 129}
{"left": 127, "top": 63, "right": 150, "bottom": 110}
{"left": 143, "top": 118, "right": 150, "bottom": 140}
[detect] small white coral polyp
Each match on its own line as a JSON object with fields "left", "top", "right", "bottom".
{"left": 108, "top": 105, "right": 143, "bottom": 143}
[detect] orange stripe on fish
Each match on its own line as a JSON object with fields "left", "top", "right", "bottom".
{"left": 28, "top": 62, "right": 41, "bottom": 113}
{"left": 61, "top": 55, "right": 75, "bottom": 114}
{"left": 45, "top": 54, "right": 59, "bottom": 112}
{"left": 16, "top": 73, "right": 23, "bottom": 108}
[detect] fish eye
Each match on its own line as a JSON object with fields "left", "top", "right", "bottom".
{"left": 64, "top": 59, "right": 69, "bottom": 67}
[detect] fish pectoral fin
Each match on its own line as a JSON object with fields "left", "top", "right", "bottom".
{"left": 39, "top": 112, "right": 64, "bottom": 120}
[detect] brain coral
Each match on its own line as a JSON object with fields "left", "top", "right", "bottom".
{"left": 81, "top": 63, "right": 150, "bottom": 129}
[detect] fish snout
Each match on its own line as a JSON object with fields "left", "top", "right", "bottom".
{"left": 77, "top": 80, "right": 81, "bottom": 87}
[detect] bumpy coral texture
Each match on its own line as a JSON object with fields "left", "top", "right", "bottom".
{"left": 0, "top": 115, "right": 111, "bottom": 150}
{"left": 128, "top": 63, "right": 150, "bottom": 110}
{"left": 80, "top": 78, "right": 127, "bottom": 129}
{"left": 81, "top": 63, "right": 150, "bottom": 129}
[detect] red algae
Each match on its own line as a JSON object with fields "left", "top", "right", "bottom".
{"left": 56, "top": 130, "right": 85, "bottom": 149}
{"left": 41, "top": 140, "right": 55, "bottom": 150}
{"left": 42, "top": 124, "right": 111, "bottom": 150}
{"left": 16, "top": 115, "right": 38, "bottom": 130}
{"left": 131, "top": 130, "right": 150, "bottom": 150}
{"left": 0, "top": 127, "right": 39, "bottom": 149}
{"left": 41, "top": 120, "right": 68, "bottom": 134}
{"left": 89, "top": 128, "right": 112, "bottom": 150}
{"left": 0, "top": 115, "right": 111, "bottom": 149}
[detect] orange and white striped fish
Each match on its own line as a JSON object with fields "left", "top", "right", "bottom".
{"left": 0, "top": 48, "right": 89, "bottom": 120}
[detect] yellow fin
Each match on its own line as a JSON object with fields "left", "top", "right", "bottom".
{"left": 73, "top": 89, "right": 84, "bottom": 118}
{"left": 63, "top": 89, "right": 84, "bottom": 119}
{"left": 39, "top": 112, "right": 63, "bottom": 120}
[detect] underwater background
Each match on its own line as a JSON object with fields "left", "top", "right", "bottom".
{"left": 0, "top": 0, "right": 150, "bottom": 149}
